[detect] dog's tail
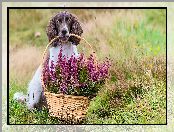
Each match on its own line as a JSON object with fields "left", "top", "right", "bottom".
{"left": 13, "top": 92, "right": 27, "bottom": 103}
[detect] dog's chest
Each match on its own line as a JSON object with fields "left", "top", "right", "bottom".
{"left": 49, "top": 43, "right": 79, "bottom": 70}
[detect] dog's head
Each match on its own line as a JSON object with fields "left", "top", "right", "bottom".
{"left": 46, "top": 11, "right": 83, "bottom": 46}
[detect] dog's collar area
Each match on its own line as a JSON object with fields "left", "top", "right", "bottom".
{"left": 52, "top": 42, "right": 59, "bottom": 47}
{"left": 51, "top": 41, "right": 73, "bottom": 47}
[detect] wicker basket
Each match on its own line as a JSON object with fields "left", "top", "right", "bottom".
{"left": 44, "top": 92, "right": 89, "bottom": 123}
{"left": 41, "top": 34, "right": 94, "bottom": 123}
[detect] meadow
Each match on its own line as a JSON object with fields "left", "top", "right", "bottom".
{"left": 9, "top": 9, "right": 166, "bottom": 124}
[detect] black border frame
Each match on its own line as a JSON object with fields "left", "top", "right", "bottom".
{"left": 7, "top": 6, "right": 167, "bottom": 125}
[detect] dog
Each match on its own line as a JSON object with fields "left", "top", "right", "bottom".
{"left": 13, "top": 11, "right": 83, "bottom": 110}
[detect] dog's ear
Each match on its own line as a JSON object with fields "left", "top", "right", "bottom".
{"left": 46, "top": 16, "right": 57, "bottom": 42}
{"left": 69, "top": 15, "right": 83, "bottom": 45}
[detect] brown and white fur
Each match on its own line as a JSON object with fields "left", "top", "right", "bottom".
{"left": 13, "top": 11, "right": 83, "bottom": 110}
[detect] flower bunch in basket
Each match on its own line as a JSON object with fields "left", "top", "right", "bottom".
{"left": 42, "top": 49, "right": 111, "bottom": 98}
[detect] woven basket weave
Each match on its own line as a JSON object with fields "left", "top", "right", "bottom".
{"left": 44, "top": 92, "right": 89, "bottom": 123}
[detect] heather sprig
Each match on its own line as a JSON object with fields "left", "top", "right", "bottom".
{"left": 42, "top": 50, "right": 111, "bottom": 97}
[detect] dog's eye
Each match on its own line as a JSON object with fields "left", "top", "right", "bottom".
{"left": 58, "top": 18, "right": 62, "bottom": 23}
{"left": 65, "top": 17, "right": 69, "bottom": 22}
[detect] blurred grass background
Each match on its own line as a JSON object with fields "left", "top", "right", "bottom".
{"left": 9, "top": 9, "right": 166, "bottom": 124}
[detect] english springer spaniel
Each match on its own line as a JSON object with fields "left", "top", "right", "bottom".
{"left": 14, "top": 11, "right": 83, "bottom": 109}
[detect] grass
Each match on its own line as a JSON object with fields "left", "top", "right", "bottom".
{"left": 9, "top": 9, "right": 166, "bottom": 124}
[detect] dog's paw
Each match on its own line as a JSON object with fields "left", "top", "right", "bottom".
{"left": 13, "top": 92, "right": 27, "bottom": 103}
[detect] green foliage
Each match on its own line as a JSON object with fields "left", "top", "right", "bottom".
{"left": 144, "top": 9, "right": 166, "bottom": 31}
{"left": 79, "top": 67, "right": 88, "bottom": 83}
{"left": 9, "top": 100, "right": 60, "bottom": 124}
{"left": 113, "top": 20, "right": 166, "bottom": 57}
{"left": 85, "top": 90, "right": 111, "bottom": 123}
{"left": 85, "top": 78, "right": 166, "bottom": 124}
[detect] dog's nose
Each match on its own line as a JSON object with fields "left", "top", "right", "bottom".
{"left": 62, "top": 29, "right": 67, "bottom": 35}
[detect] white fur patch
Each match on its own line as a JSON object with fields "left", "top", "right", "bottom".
{"left": 13, "top": 92, "right": 27, "bottom": 103}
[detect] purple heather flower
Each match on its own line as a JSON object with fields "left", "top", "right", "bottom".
{"left": 42, "top": 49, "right": 111, "bottom": 95}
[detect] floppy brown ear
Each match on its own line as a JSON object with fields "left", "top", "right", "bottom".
{"left": 69, "top": 15, "right": 83, "bottom": 45}
{"left": 46, "top": 16, "right": 57, "bottom": 42}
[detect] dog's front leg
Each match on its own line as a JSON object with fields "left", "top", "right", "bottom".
{"left": 27, "top": 65, "right": 43, "bottom": 109}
